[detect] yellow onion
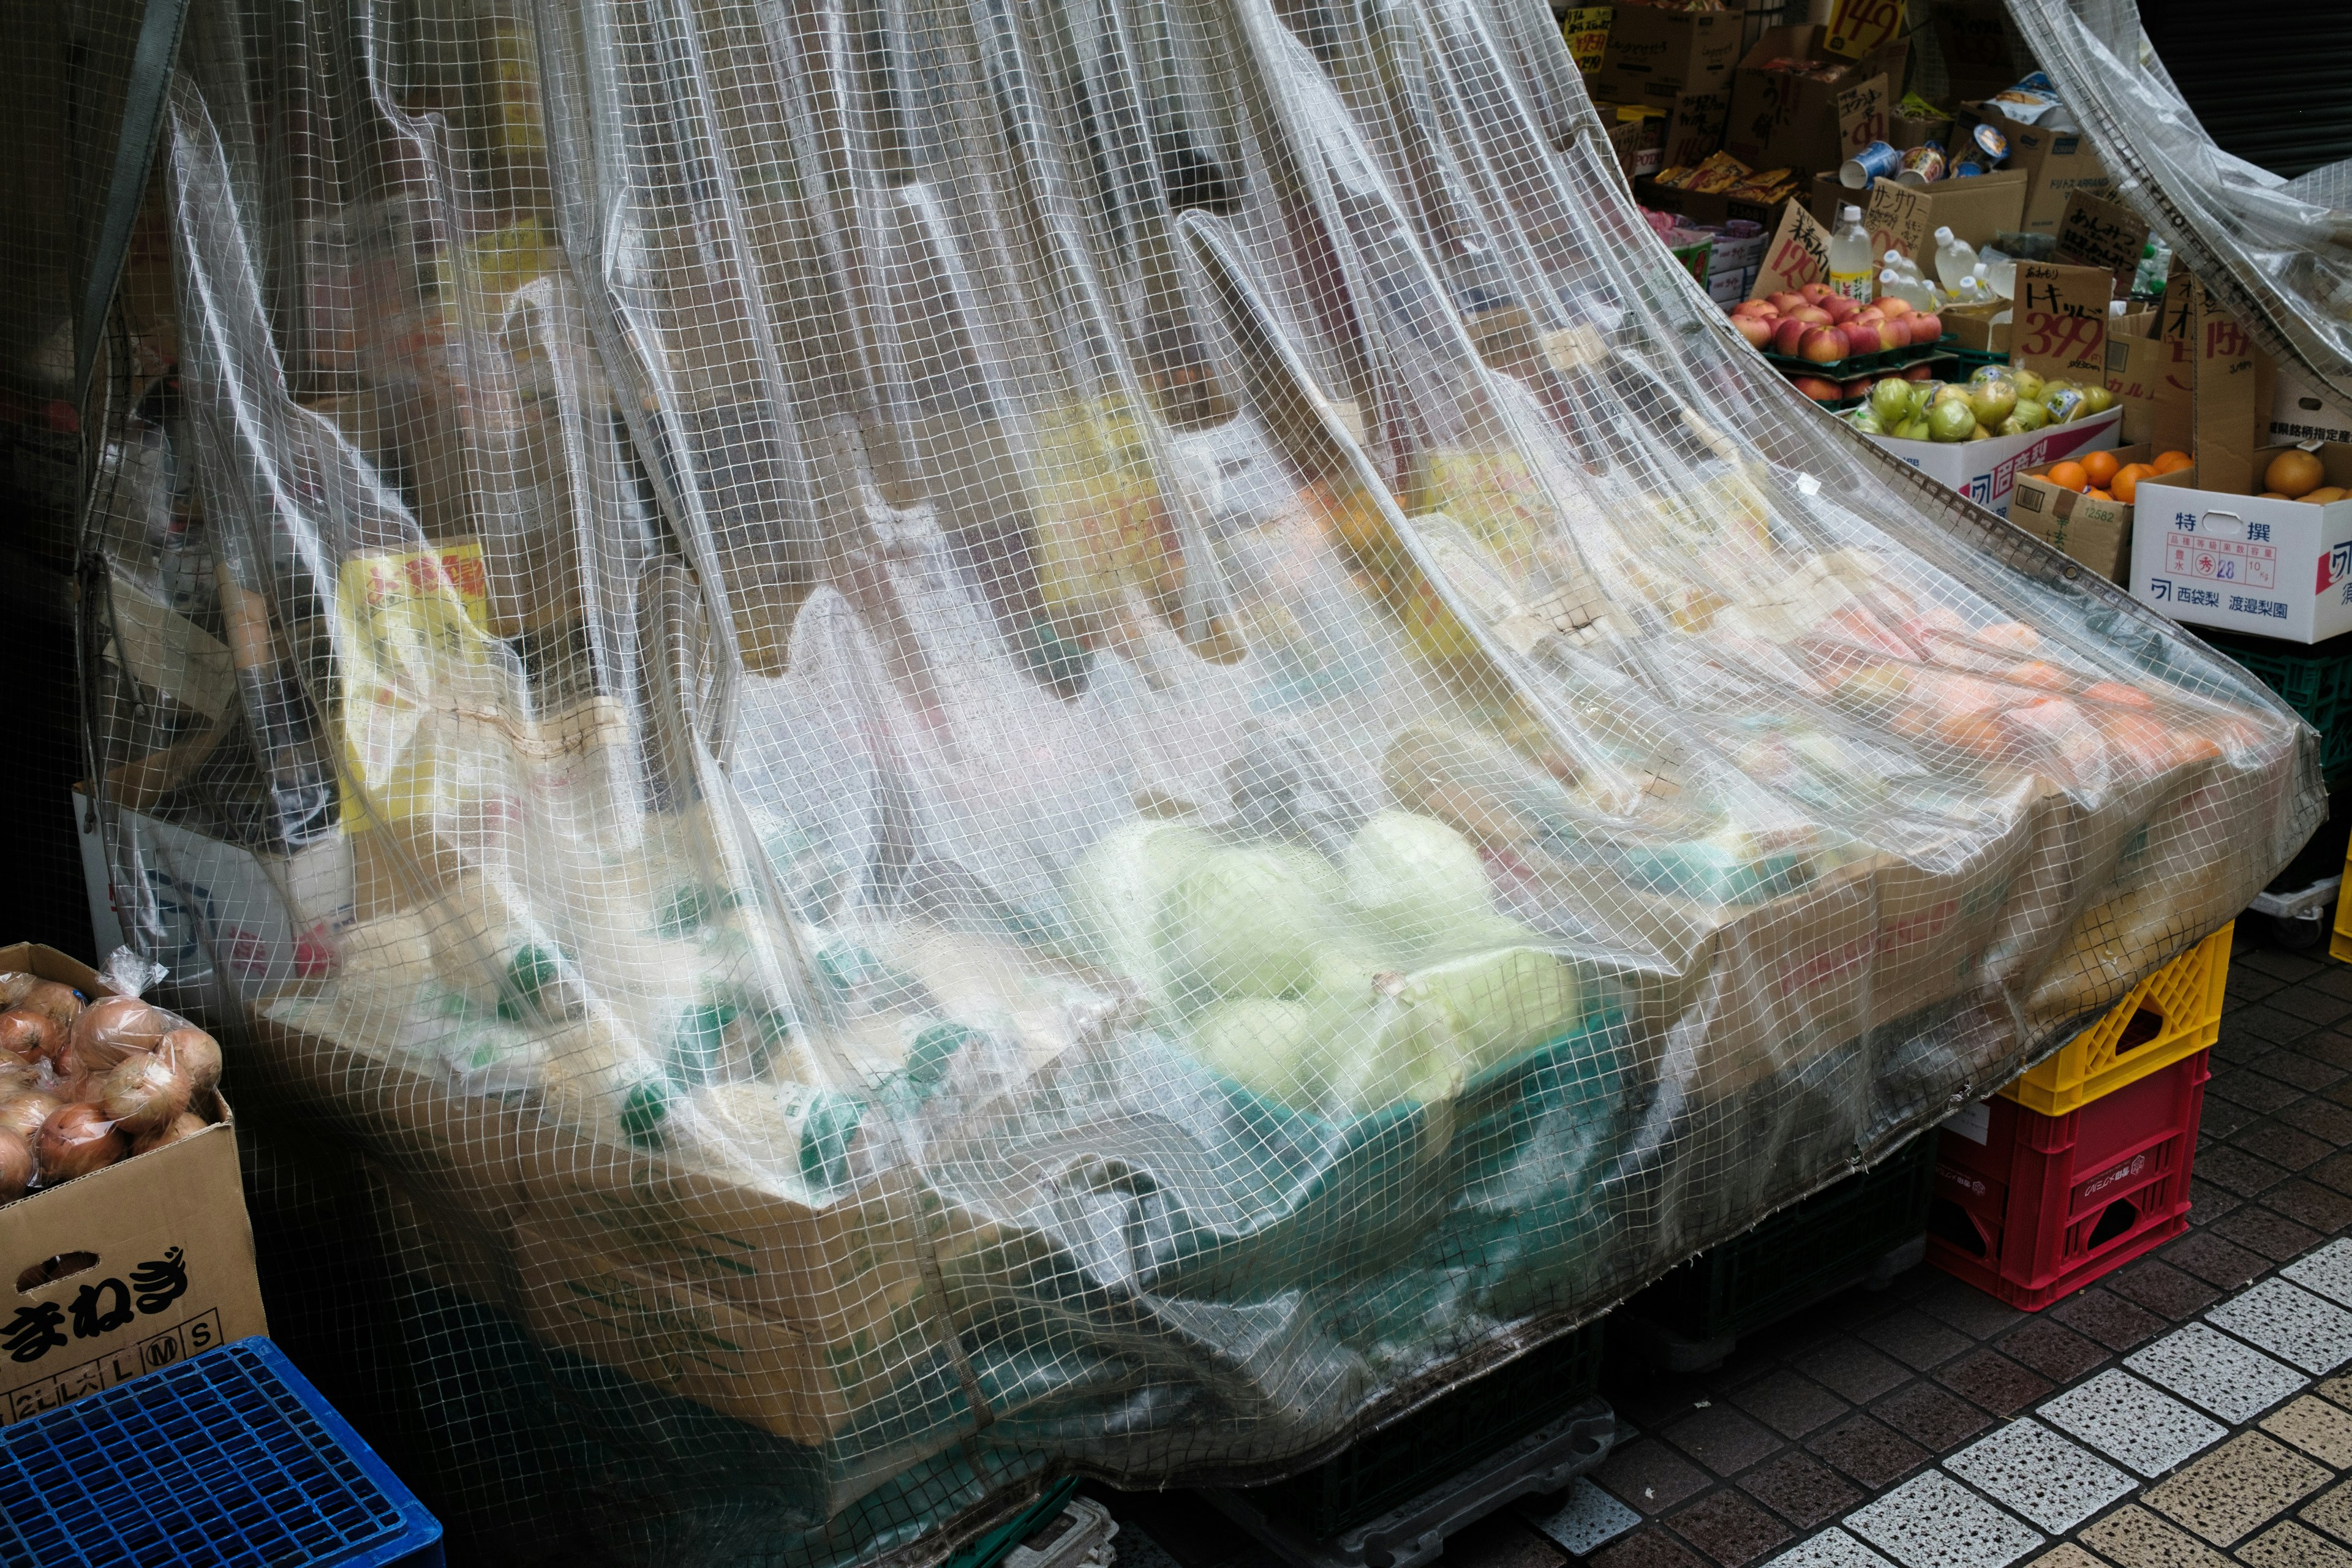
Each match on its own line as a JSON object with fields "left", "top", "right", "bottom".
{"left": 0, "top": 1056, "right": 39, "bottom": 1099}
{"left": 132, "top": 1112, "right": 209, "bottom": 1158}
{"left": 157, "top": 1028, "right": 222, "bottom": 1096}
{"left": 69, "top": 997, "right": 166, "bottom": 1072}
{"left": 0, "top": 1129, "right": 29, "bottom": 1203}
{"left": 35, "top": 1104, "right": 125, "bottom": 1183}
{"left": 0, "top": 1092, "right": 64, "bottom": 1145}
{"left": 15, "top": 982, "right": 83, "bottom": 1030}
{"left": 0, "top": 1010, "right": 55, "bottom": 1064}
{"left": 0, "top": 974, "right": 37, "bottom": 1008}
{"left": 99, "top": 1054, "right": 189, "bottom": 1137}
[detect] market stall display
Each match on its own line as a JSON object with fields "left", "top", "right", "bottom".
{"left": 59, "top": 0, "right": 2321, "bottom": 1561}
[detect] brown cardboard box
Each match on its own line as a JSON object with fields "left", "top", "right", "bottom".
{"left": 2010, "top": 445, "right": 2160, "bottom": 584}
{"left": 1660, "top": 89, "right": 1732, "bottom": 172}
{"left": 1956, "top": 107, "right": 2113, "bottom": 235}
{"left": 2103, "top": 308, "right": 2174, "bottom": 447}
{"left": 0, "top": 944, "right": 266, "bottom": 1425}
{"left": 1593, "top": 6, "right": 1741, "bottom": 111}
{"left": 1933, "top": 0, "right": 2020, "bottom": 105}
{"left": 1633, "top": 177, "right": 1798, "bottom": 233}
{"left": 2010, "top": 262, "right": 2112, "bottom": 388}
{"left": 1941, "top": 302, "right": 2008, "bottom": 355}
{"left": 1861, "top": 169, "right": 2030, "bottom": 260}
{"left": 1725, "top": 25, "right": 1910, "bottom": 179}
{"left": 2155, "top": 268, "right": 2272, "bottom": 496}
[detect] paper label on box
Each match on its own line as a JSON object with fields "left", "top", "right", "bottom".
{"left": 1834, "top": 75, "right": 1888, "bottom": 159}
{"left": 1945, "top": 1099, "right": 1989, "bottom": 1145}
{"left": 1561, "top": 6, "right": 1611, "bottom": 75}
{"left": 1752, "top": 202, "right": 1832, "bottom": 298}
{"left": 2163, "top": 526, "right": 2276, "bottom": 591}
{"left": 1864, "top": 181, "right": 1932, "bottom": 265}
{"left": 1825, "top": 0, "right": 1905, "bottom": 59}
{"left": 2053, "top": 190, "right": 2149, "bottom": 296}
{"left": 2013, "top": 262, "right": 2110, "bottom": 384}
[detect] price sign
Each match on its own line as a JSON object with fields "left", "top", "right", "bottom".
{"left": 2052, "top": 190, "right": 2150, "bottom": 297}
{"left": 1864, "top": 180, "right": 1930, "bottom": 262}
{"left": 2014, "top": 262, "right": 2112, "bottom": 384}
{"left": 1752, "top": 202, "right": 1833, "bottom": 300}
{"left": 1664, "top": 93, "right": 1731, "bottom": 172}
{"left": 1825, "top": 0, "right": 1905, "bottom": 59}
{"left": 1560, "top": 6, "right": 1611, "bottom": 78}
{"left": 1835, "top": 75, "right": 1889, "bottom": 156}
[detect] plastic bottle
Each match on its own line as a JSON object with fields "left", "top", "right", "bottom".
{"left": 1978, "top": 247, "right": 2016, "bottom": 301}
{"left": 1932, "top": 225, "right": 1979, "bottom": 290}
{"left": 1951, "top": 268, "right": 1993, "bottom": 307}
{"left": 1828, "top": 206, "right": 1873, "bottom": 302}
{"left": 1878, "top": 268, "right": 1936, "bottom": 312}
{"left": 2132, "top": 239, "right": 2173, "bottom": 296}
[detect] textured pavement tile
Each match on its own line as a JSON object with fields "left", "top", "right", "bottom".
{"left": 2207, "top": 1204, "right": 2324, "bottom": 1263}
{"left": 2140, "top": 1431, "right": 2331, "bottom": 1547}
{"left": 1808, "top": 1415, "right": 1929, "bottom": 1491}
{"left": 1796, "top": 1343, "right": 1912, "bottom": 1406}
{"left": 2222, "top": 1004, "right": 2320, "bottom": 1046}
{"left": 1909, "top": 1276, "right": 2026, "bottom": 1341}
{"left": 2192, "top": 1098, "right": 2253, "bottom": 1142}
{"left": 1872, "top": 1382, "right": 1990, "bottom": 1454}
{"left": 1428, "top": 1515, "right": 1563, "bottom": 1568}
{"left": 2075, "top": 1504, "right": 2236, "bottom": 1568}
{"left": 2283, "top": 1237, "right": 2352, "bottom": 1310}
{"left": 2257, "top": 1179, "right": 2352, "bottom": 1234}
{"left": 2037, "top": 1370, "right": 2226, "bottom": 1478}
{"left": 1936, "top": 1351, "right": 2054, "bottom": 1419}
{"left": 2046, "top": 1291, "right": 2165, "bottom": 1354}
{"left": 2235, "top": 1519, "right": 2352, "bottom": 1568}
{"left": 1738, "top": 1452, "right": 1863, "bottom": 1532}
{"left": 2278, "top": 1095, "right": 2352, "bottom": 1143}
{"left": 1996, "top": 1320, "right": 2108, "bottom": 1385}
{"left": 1593, "top": 1525, "right": 1712, "bottom": 1568}
{"left": 2212, "top": 1072, "right": 2302, "bottom": 1115}
{"left": 2124, "top": 1322, "right": 2306, "bottom": 1423}
{"left": 2241, "top": 951, "right": 2327, "bottom": 982}
{"left": 1733, "top": 1371, "right": 1850, "bottom": 1441}
{"left": 1525, "top": 1477, "right": 1641, "bottom": 1557}
{"left": 1940, "top": 1419, "right": 2133, "bottom": 1535}
{"left": 1664, "top": 1406, "right": 1785, "bottom": 1477}
{"left": 1597, "top": 1438, "right": 1715, "bottom": 1515}
{"left": 2189, "top": 1144, "right": 2292, "bottom": 1199}
{"left": 1668, "top": 1489, "right": 1793, "bottom": 1567}
{"left": 2156, "top": 1232, "right": 2266, "bottom": 1290}
{"left": 2323, "top": 1371, "right": 2352, "bottom": 1409}
{"left": 2184, "top": 1178, "right": 2238, "bottom": 1226}
{"left": 2258, "top": 1392, "right": 2352, "bottom": 1468}
{"left": 1760, "top": 1530, "right": 1894, "bottom": 1568}
{"left": 2016, "top": 1550, "right": 2103, "bottom": 1568}
{"left": 2229, "top": 1120, "right": 2337, "bottom": 1172}
{"left": 2304, "top": 1477, "right": 2352, "bottom": 1545}
{"left": 2310, "top": 1150, "right": 2352, "bottom": 1197}
{"left": 2250, "top": 1050, "right": 2347, "bottom": 1092}
{"left": 2108, "top": 1261, "right": 2222, "bottom": 1321}
{"left": 1858, "top": 1311, "right": 1972, "bottom": 1374}
{"left": 2263, "top": 987, "right": 2352, "bottom": 1027}
{"left": 2207, "top": 1278, "right": 2352, "bottom": 1374}
{"left": 1842, "top": 1470, "right": 2042, "bottom": 1568}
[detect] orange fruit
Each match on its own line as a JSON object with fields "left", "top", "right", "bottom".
{"left": 2268, "top": 450, "right": 2326, "bottom": 498}
{"left": 2081, "top": 451, "right": 2120, "bottom": 488}
{"left": 2046, "top": 461, "right": 2089, "bottom": 493}
{"left": 2084, "top": 488, "right": 2113, "bottom": 501}
{"left": 2111, "top": 463, "right": 2155, "bottom": 503}
{"left": 2152, "top": 450, "right": 2193, "bottom": 474}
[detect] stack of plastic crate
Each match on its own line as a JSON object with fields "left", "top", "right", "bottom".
{"left": 1928, "top": 924, "right": 2233, "bottom": 1310}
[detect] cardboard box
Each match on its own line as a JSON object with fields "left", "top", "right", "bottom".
{"left": 1594, "top": 6, "right": 1741, "bottom": 110}
{"left": 1703, "top": 226, "right": 1770, "bottom": 305}
{"left": 1956, "top": 107, "right": 2112, "bottom": 235}
{"left": 2154, "top": 269, "right": 2272, "bottom": 497}
{"left": 1932, "top": 0, "right": 2020, "bottom": 105}
{"left": 1724, "top": 25, "right": 1909, "bottom": 179}
{"left": 1941, "top": 302, "right": 2008, "bottom": 356}
{"left": 2010, "top": 444, "right": 2162, "bottom": 584}
{"left": 1632, "top": 177, "right": 1797, "bottom": 233}
{"left": 0, "top": 944, "right": 266, "bottom": 1426}
{"left": 2103, "top": 308, "right": 2175, "bottom": 447}
{"left": 1660, "top": 88, "right": 1732, "bottom": 172}
{"left": 1861, "top": 169, "right": 2030, "bottom": 261}
{"left": 2132, "top": 444, "right": 2352, "bottom": 643}
{"left": 1869, "top": 406, "right": 2123, "bottom": 517}
{"left": 2271, "top": 365, "right": 2352, "bottom": 448}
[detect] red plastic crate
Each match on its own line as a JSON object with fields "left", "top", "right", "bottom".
{"left": 1926, "top": 1050, "right": 2208, "bottom": 1310}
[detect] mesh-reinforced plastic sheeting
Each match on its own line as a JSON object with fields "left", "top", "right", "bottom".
{"left": 2008, "top": 0, "right": 2352, "bottom": 409}
{"left": 73, "top": 0, "right": 2320, "bottom": 1559}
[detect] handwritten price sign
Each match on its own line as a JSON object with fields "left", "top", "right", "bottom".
{"left": 1836, "top": 75, "right": 1889, "bottom": 155}
{"left": 1825, "top": 0, "right": 1904, "bottom": 59}
{"left": 1753, "top": 203, "right": 1833, "bottom": 299}
{"left": 1561, "top": 6, "right": 1611, "bottom": 77}
{"left": 2014, "top": 262, "right": 2111, "bottom": 382}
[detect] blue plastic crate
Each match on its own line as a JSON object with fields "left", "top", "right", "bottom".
{"left": 0, "top": 1336, "right": 442, "bottom": 1568}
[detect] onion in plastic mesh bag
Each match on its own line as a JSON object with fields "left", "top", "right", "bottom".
{"left": 0, "top": 1129, "right": 29, "bottom": 1202}
{"left": 133, "top": 1111, "right": 209, "bottom": 1157}
{"left": 36, "top": 1104, "right": 126, "bottom": 1182}
{"left": 69, "top": 997, "right": 168, "bottom": 1072}
{"left": 100, "top": 1054, "right": 190, "bottom": 1137}
{"left": 0, "top": 1091, "right": 63, "bottom": 1146}
{"left": 157, "top": 1027, "right": 222, "bottom": 1095}
{"left": 0, "top": 1009, "right": 56, "bottom": 1064}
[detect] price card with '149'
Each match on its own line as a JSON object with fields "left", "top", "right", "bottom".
{"left": 1824, "top": 0, "right": 1904, "bottom": 58}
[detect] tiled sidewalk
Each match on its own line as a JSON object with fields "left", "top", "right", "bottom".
{"left": 1097, "top": 941, "right": 2352, "bottom": 1568}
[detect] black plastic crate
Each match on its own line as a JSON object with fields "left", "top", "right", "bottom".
{"left": 1243, "top": 1317, "right": 1607, "bottom": 1539}
{"left": 1630, "top": 1132, "right": 1938, "bottom": 1351}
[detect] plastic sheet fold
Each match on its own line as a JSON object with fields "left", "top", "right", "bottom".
{"left": 66, "top": 0, "right": 2323, "bottom": 1560}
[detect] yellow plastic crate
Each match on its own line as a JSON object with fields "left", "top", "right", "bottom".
{"left": 2001, "top": 923, "right": 2233, "bottom": 1117}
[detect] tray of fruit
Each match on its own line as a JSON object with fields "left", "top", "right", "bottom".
{"left": 1841, "top": 363, "right": 2116, "bottom": 442}
{"left": 1728, "top": 284, "right": 1944, "bottom": 374}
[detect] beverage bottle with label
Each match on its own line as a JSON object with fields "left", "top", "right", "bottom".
{"left": 1829, "top": 206, "right": 1873, "bottom": 301}
{"left": 1932, "top": 226, "right": 1979, "bottom": 290}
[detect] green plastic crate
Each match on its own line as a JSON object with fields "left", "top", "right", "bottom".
{"left": 948, "top": 1479, "right": 1083, "bottom": 1568}
{"left": 1243, "top": 1317, "right": 1607, "bottom": 1539}
{"left": 1630, "top": 1133, "right": 1938, "bottom": 1348}
{"left": 2201, "top": 628, "right": 2352, "bottom": 783}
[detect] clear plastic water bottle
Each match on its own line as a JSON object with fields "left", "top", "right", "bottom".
{"left": 1978, "top": 247, "right": 2016, "bottom": 301}
{"left": 1933, "top": 225, "right": 1979, "bottom": 290}
{"left": 1829, "top": 206, "right": 1874, "bottom": 302}
{"left": 1879, "top": 268, "right": 1937, "bottom": 312}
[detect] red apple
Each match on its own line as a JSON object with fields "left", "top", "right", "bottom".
{"left": 1800, "top": 325, "right": 1849, "bottom": 364}
{"left": 1855, "top": 306, "right": 1885, "bottom": 323}
{"left": 1800, "top": 282, "right": 1835, "bottom": 306}
{"left": 1841, "top": 319, "right": 1883, "bottom": 355}
{"left": 1787, "top": 305, "right": 1832, "bottom": 326}
{"left": 1909, "top": 312, "right": 1942, "bottom": 342}
{"left": 1789, "top": 375, "right": 1843, "bottom": 401}
{"left": 1734, "top": 314, "right": 1774, "bottom": 348}
{"left": 1825, "top": 293, "right": 1860, "bottom": 318}
{"left": 1772, "top": 317, "right": 1810, "bottom": 355}
{"left": 1878, "top": 296, "right": 1915, "bottom": 318}
{"left": 1843, "top": 377, "right": 1875, "bottom": 401}
{"left": 1902, "top": 361, "right": 1938, "bottom": 380}
{"left": 1770, "top": 292, "right": 1807, "bottom": 314}
{"left": 1732, "top": 297, "right": 1774, "bottom": 315}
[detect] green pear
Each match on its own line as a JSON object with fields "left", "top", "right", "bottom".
{"left": 1929, "top": 399, "right": 1978, "bottom": 442}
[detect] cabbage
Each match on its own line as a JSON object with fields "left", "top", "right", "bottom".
{"left": 1066, "top": 821, "right": 1217, "bottom": 991}
{"left": 1189, "top": 998, "right": 1323, "bottom": 1106}
{"left": 1408, "top": 917, "right": 1586, "bottom": 1071}
{"left": 1343, "top": 810, "right": 1494, "bottom": 946}
{"left": 1162, "top": 843, "right": 1344, "bottom": 998}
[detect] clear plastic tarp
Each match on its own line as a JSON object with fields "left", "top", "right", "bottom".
{"left": 68, "top": 0, "right": 2318, "bottom": 1559}
{"left": 2007, "top": 0, "right": 2352, "bottom": 409}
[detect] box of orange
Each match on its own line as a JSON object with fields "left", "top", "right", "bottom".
{"left": 2010, "top": 444, "right": 2194, "bottom": 585}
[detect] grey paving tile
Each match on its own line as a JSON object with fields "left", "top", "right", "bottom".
{"left": 1994, "top": 1320, "right": 2106, "bottom": 1385}
{"left": 2045, "top": 1290, "right": 2165, "bottom": 1354}
{"left": 2207, "top": 1278, "right": 2352, "bottom": 1374}
{"left": 2191, "top": 1144, "right": 2293, "bottom": 1199}
{"left": 1525, "top": 1478, "right": 1642, "bottom": 1557}
{"left": 2107, "top": 1260, "right": 2222, "bottom": 1321}
{"left": 2157, "top": 1232, "right": 2265, "bottom": 1290}
{"left": 1858, "top": 1311, "right": 1972, "bottom": 1374}
{"left": 2125, "top": 1322, "right": 2307, "bottom": 1423}
{"left": 1596, "top": 1438, "right": 1713, "bottom": 1516}
{"left": 1761, "top": 1531, "right": 1894, "bottom": 1568}
{"left": 1807, "top": 1415, "right": 1928, "bottom": 1492}
{"left": 1593, "top": 1526, "right": 1710, "bottom": 1568}
{"left": 1939, "top": 1419, "right": 2133, "bottom": 1536}
{"left": 2283, "top": 1237, "right": 2352, "bottom": 1310}
{"left": 1663, "top": 1404, "right": 1783, "bottom": 1478}
{"left": 2230, "top": 1120, "right": 2337, "bottom": 1172}
{"left": 2252, "top": 1050, "right": 2348, "bottom": 1092}
{"left": 1872, "top": 1382, "right": 1989, "bottom": 1455}
{"left": 2277, "top": 1096, "right": 2352, "bottom": 1144}
{"left": 1934, "top": 1351, "right": 2052, "bottom": 1420}
{"left": 1842, "top": 1470, "right": 2042, "bottom": 1568}
{"left": 1795, "top": 1343, "right": 1911, "bottom": 1406}
{"left": 2035, "top": 1368, "right": 2226, "bottom": 1478}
